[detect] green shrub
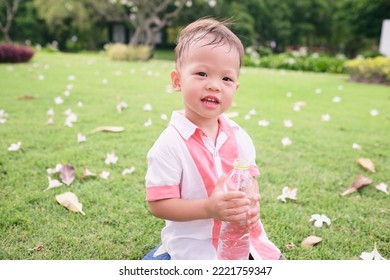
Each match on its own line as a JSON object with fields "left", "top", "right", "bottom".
{"left": 244, "top": 50, "right": 347, "bottom": 74}
{"left": 106, "top": 43, "right": 153, "bottom": 61}
{"left": 345, "top": 56, "right": 390, "bottom": 84}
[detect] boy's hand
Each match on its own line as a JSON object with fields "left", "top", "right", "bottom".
{"left": 207, "top": 175, "right": 251, "bottom": 222}
{"left": 246, "top": 194, "right": 261, "bottom": 230}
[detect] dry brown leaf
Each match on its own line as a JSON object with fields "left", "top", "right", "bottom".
{"left": 56, "top": 192, "right": 85, "bottom": 215}
{"left": 301, "top": 236, "right": 322, "bottom": 247}
{"left": 341, "top": 175, "right": 373, "bottom": 196}
{"left": 29, "top": 244, "right": 44, "bottom": 251}
{"left": 357, "top": 158, "right": 375, "bottom": 173}
{"left": 18, "top": 95, "right": 36, "bottom": 100}
{"left": 285, "top": 242, "right": 297, "bottom": 250}
{"left": 91, "top": 126, "right": 125, "bottom": 133}
{"left": 80, "top": 166, "right": 97, "bottom": 179}
{"left": 60, "top": 164, "right": 75, "bottom": 186}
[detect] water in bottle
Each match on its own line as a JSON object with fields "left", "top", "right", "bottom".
{"left": 217, "top": 159, "right": 256, "bottom": 260}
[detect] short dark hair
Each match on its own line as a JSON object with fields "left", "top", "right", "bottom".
{"left": 174, "top": 18, "right": 244, "bottom": 68}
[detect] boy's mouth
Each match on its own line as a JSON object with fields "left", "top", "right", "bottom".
{"left": 201, "top": 96, "right": 220, "bottom": 104}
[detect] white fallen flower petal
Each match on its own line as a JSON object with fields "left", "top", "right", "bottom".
{"left": 376, "top": 183, "right": 389, "bottom": 194}
{"left": 47, "top": 163, "right": 63, "bottom": 175}
{"left": 64, "top": 108, "right": 73, "bottom": 116}
{"left": 66, "top": 84, "right": 74, "bottom": 90}
{"left": 102, "top": 78, "right": 108, "bottom": 84}
{"left": 309, "top": 214, "right": 331, "bottom": 228}
{"left": 99, "top": 171, "right": 110, "bottom": 179}
{"left": 46, "top": 176, "right": 63, "bottom": 191}
{"left": 67, "top": 113, "right": 78, "bottom": 122}
{"left": 370, "top": 109, "right": 379, "bottom": 116}
{"left": 314, "top": 220, "right": 323, "bottom": 228}
{"left": 277, "top": 186, "right": 297, "bottom": 202}
{"left": 64, "top": 119, "right": 73, "bottom": 127}
{"left": 315, "top": 88, "right": 322, "bottom": 94}
{"left": 54, "top": 96, "right": 64, "bottom": 104}
{"left": 77, "top": 133, "right": 86, "bottom": 144}
{"left": 38, "top": 74, "right": 45, "bottom": 80}
{"left": 63, "top": 90, "right": 70, "bottom": 97}
{"left": 281, "top": 137, "right": 292, "bottom": 146}
{"left": 143, "top": 103, "right": 152, "bottom": 111}
{"left": 80, "top": 167, "right": 96, "bottom": 179}
{"left": 68, "top": 75, "right": 75, "bottom": 81}
{"left": 0, "top": 118, "right": 7, "bottom": 124}
{"left": 122, "top": 166, "right": 135, "bottom": 175}
{"left": 65, "top": 113, "right": 78, "bottom": 127}
{"left": 144, "top": 118, "right": 152, "bottom": 127}
{"left": 338, "top": 85, "right": 344, "bottom": 91}
{"left": 321, "top": 215, "right": 331, "bottom": 226}
{"left": 283, "top": 120, "right": 293, "bottom": 128}
{"left": 77, "top": 101, "right": 83, "bottom": 107}
{"left": 47, "top": 108, "right": 55, "bottom": 115}
{"left": 321, "top": 114, "right": 330, "bottom": 121}
{"left": 360, "top": 243, "right": 386, "bottom": 260}
{"left": 160, "top": 114, "right": 168, "bottom": 120}
{"left": 0, "top": 109, "right": 8, "bottom": 118}
{"left": 116, "top": 101, "right": 128, "bottom": 112}
{"left": 105, "top": 152, "right": 118, "bottom": 165}
{"left": 286, "top": 92, "right": 292, "bottom": 97}
{"left": 352, "top": 143, "right": 362, "bottom": 150}
{"left": 244, "top": 114, "right": 251, "bottom": 120}
{"left": 258, "top": 120, "right": 269, "bottom": 127}
{"left": 8, "top": 141, "right": 21, "bottom": 151}
{"left": 332, "top": 96, "right": 341, "bottom": 103}
{"left": 248, "top": 109, "right": 257, "bottom": 115}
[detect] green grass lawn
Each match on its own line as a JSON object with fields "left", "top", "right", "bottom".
{"left": 0, "top": 51, "right": 389, "bottom": 260}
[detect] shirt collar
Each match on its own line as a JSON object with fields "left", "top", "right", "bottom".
{"left": 170, "top": 110, "right": 238, "bottom": 141}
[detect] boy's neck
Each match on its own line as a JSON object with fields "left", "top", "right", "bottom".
{"left": 184, "top": 112, "right": 220, "bottom": 143}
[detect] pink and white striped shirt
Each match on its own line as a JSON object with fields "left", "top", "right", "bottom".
{"left": 145, "top": 111, "right": 281, "bottom": 260}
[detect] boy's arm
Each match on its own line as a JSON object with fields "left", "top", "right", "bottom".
{"left": 148, "top": 175, "right": 251, "bottom": 222}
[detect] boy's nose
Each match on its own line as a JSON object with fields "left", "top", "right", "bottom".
{"left": 207, "top": 80, "right": 221, "bottom": 92}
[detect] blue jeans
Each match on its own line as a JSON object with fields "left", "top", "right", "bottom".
{"left": 142, "top": 245, "right": 171, "bottom": 260}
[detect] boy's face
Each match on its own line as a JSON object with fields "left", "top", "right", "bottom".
{"left": 171, "top": 35, "right": 240, "bottom": 126}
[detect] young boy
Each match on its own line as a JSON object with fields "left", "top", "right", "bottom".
{"left": 143, "top": 18, "right": 282, "bottom": 260}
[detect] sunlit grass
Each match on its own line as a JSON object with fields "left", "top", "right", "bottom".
{"left": 0, "top": 52, "right": 389, "bottom": 260}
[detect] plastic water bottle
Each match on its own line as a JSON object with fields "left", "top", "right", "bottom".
{"left": 217, "top": 159, "right": 256, "bottom": 260}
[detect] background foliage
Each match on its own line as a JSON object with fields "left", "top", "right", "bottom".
{"left": 1, "top": 0, "right": 389, "bottom": 57}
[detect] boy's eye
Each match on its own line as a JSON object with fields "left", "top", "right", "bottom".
{"left": 196, "top": 72, "right": 207, "bottom": 77}
{"left": 223, "top": 77, "right": 233, "bottom": 82}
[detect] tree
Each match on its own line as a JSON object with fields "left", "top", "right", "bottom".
{"left": 91, "top": 0, "right": 190, "bottom": 46}
{"left": 0, "top": 0, "right": 20, "bottom": 42}
{"left": 32, "top": 0, "right": 192, "bottom": 49}
{"left": 33, "top": 0, "right": 120, "bottom": 50}
{"left": 334, "top": 0, "right": 390, "bottom": 56}
{"left": 10, "top": 0, "right": 48, "bottom": 45}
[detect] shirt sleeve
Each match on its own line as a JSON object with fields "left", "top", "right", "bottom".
{"left": 145, "top": 131, "right": 182, "bottom": 201}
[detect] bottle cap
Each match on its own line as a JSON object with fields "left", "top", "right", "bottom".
{"left": 233, "top": 158, "right": 250, "bottom": 169}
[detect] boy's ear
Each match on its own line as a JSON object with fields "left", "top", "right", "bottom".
{"left": 235, "top": 82, "right": 240, "bottom": 91}
{"left": 171, "top": 70, "right": 181, "bottom": 91}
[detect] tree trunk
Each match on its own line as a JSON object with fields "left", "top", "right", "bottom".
{"left": 0, "top": 0, "right": 20, "bottom": 42}
{"left": 128, "top": 0, "right": 185, "bottom": 46}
